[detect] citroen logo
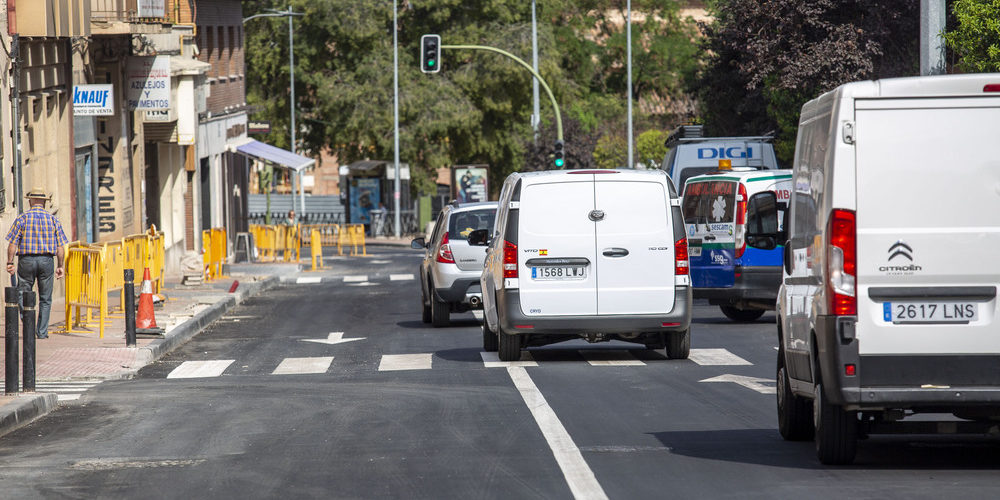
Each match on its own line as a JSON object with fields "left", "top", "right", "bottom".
{"left": 888, "top": 240, "right": 913, "bottom": 262}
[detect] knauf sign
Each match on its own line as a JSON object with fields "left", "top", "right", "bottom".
{"left": 73, "top": 84, "right": 115, "bottom": 116}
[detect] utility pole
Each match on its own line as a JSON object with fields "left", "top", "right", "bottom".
{"left": 392, "top": 0, "right": 401, "bottom": 238}
{"left": 626, "top": 0, "right": 634, "bottom": 169}
{"left": 531, "top": 0, "right": 540, "bottom": 141}
{"left": 920, "top": 0, "right": 946, "bottom": 76}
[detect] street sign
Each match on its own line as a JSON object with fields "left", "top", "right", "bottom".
{"left": 73, "top": 84, "right": 114, "bottom": 116}
{"left": 127, "top": 56, "right": 171, "bottom": 110}
{"left": 248, "top": 120, "right": 271, "bottom": 135}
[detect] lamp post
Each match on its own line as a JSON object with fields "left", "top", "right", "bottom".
{"left": 626, "top": 0, "right": 633, "bottom": 169}
{"left": 392, "top": 0, "right": 401, "bottom": 238}
{"left": 531, "top": 0, "right": 540, "bottom": 141}
{"left": 244, "top": 6, "right": 305, "bottom": 215}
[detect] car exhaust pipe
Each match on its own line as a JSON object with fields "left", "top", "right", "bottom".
{"left": 469, "top": 295, "right": 482, "bottom": 308}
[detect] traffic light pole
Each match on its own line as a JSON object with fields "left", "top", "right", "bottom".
{"left": 441, "top": 45, "right": 562, "bottom": 142}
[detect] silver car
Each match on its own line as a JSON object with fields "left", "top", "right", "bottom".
{"left": 411, "top": 201, "right": 498, "bottom": 327}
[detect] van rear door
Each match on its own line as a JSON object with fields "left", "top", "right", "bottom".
{"left": 517, "top": 178, "right": 598, "bottom": 316}
{"left": 854, "top": 97, "right": 1000, "bottom": 356}
{"left": 594, "top": 178, "right": 675, "bottom": 315}
{"left": 682, "top": 179, "right": 737, "bottom": 288}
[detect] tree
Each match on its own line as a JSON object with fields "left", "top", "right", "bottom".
{"left": 521, "top": 118, "right": 599, "bottom": 172}
{"left": 636, "top": 129, "right": 668, "bottom": 169}
{"left": 944, "top": 0, "right": 1000, "bottom": 73}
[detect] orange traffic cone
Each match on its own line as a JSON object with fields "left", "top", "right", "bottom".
{"left": 136, "top": 267, "right": 164, "bottom": 335}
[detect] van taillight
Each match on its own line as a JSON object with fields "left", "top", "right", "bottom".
{"left": 984, "top": 84, "right": 1000, "bottom": 92}
{"left": 675, "top": 237, "right": 689, "bottom": 276}
{"left": 826, "top": 209, "right": 856, "bottom": 316}
{"left": 437, "top": 232, "right": 456, "bottom": 264}
{"left": 503, "top": 240, "right": 518, "bottom": 278}
{"left": 735, "top": 183, "right": 748, "bottom": 258}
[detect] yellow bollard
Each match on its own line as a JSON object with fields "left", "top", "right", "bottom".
{"left": 310, "top": 229, "right": 323, "bottom": 271}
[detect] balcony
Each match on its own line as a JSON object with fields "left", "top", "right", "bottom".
{"left": 90, "top": 0, "right": 174, "bottom": 35}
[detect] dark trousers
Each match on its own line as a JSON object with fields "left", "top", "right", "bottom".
{"left": 17, "top": 255, "right": 54, "bottom": 338}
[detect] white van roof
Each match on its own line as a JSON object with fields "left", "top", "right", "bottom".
{"left": 684, "top": 169, "right": 792, "bottom": 184}
{"left": 514, "top": 169, "right": 670, "bottom": 183}
{"left": 817, "top": 73, "right": 1000, "bottom": 102}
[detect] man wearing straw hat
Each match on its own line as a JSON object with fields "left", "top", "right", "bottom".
{"left": 5, "top": 187, "right": 68, "bottom": 339}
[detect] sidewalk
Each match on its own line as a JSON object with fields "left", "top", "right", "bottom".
{"left": 0, "top": 261, "right": 299, "bottom": 437}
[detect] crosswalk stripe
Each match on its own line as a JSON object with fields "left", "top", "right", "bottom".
{"left": 579, "top": 350, "right": 645, "bottom": 366}
{"left": 472, "top": 310, "right": 484, "bottom": 320}
{"left": 296, "top": 277, "right": 322, "bottom": 284}
{"left": 688, "top": 348, "right": 752, "bottom": 366}
{"left": 481, "top": 351, "right": 538, "bottom": 368}
{"left": 343, "top": 275, "right": 368, "bottom": 283}
{"left": 272, "top": 357, "right": 334, "bottom": 375}
{"left": 378, "top": 353, "right": 433, "bottom": 371}
{"left": 389, "top": 274, "right": 414, "bottom": 281}
{"left": 167, "top": 360, "right": 235, "bottom": 379}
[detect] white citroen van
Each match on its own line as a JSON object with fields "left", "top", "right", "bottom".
{"left": 776, "top": 74, "right": 1000, "bottom": 465}
{"left": 474, "top": 169, "right": 692, "bottom": 362}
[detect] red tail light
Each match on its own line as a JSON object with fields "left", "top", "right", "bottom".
{"left": 984, "top": 84, "right": 1000, "bottom": 92}
{"left": 826, "top": 209, "right": 856, "bottom": 316}
{"left": 503, "top": 240, "right": 518, "bottom": 278}
{"left": 735, "top": 183, "right": 747, "bottom": 258}
{"left": 436, "top": 232, "right": 455, "bottom": 264}
{"left": 675, "top": 237, "right": 689, "bottom": 276}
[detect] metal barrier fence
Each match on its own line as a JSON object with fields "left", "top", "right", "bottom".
{"left": 300, "top": 224, "right": 342, "bottom": 255}
{"left": 202, "top": 228, "right": 228, "bottom": 281}
{"left": 310, "top": 229, "right": 323, "bottom": 271}
{"left": 251, "top": 223, "right": 367, "bottom": 262}
{"left": 339, "top": 224, "right": 367, "bottom": 256}
{"left": 63, "top": 227, "right": 167, "bottom": 338}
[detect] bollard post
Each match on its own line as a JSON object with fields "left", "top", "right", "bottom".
{"left": 124, "top": 269, "right": 136, "bottom": 347}
{"left": 5, "top": 287, "right": 19, "bottom": 394}
{"left": 21, "top": 291, "right": 35, "bottom": 392}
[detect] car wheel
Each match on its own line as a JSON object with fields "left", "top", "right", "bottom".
{"left": 644, "top": 333, "right": 666, "bottom": 350}
{"left": 482, "top": 321, "right": 498, "bottom": 352}
{"left": 498, "top": 328, "right": 521, "bottom": 362}
{"left": 777, "top": 351, "right": 814, "bottom": 441}
{"left": 421, "top": 283, "right": 432, "bottom": 324}
{"left": 430, "top": 284, "right": 450, "bottom": 327}
{"left": 665, "top": 329, "right": 690, "bottom": 359}
{"left": 814, "top": 379, "right": 858, "bottom": 465}
{"left": 720, "top": 306, "right": 766, "bottom": 322}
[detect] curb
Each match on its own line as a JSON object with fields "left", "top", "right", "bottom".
{"left": 0, "top": 393, "right": 58, "bottom": 437}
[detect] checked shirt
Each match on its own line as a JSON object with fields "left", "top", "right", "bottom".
{"left": 5, "top": 207, "right": 69, "bottom": 255}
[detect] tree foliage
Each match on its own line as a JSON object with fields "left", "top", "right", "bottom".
{"left": 944, "top": 0, "right": 1000, "bottom": 73}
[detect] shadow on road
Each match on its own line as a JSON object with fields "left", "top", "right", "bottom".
{"left": 395, "top": 319, "right": 481, "bottom": 329}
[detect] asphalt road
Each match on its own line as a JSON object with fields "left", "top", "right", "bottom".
{"left": 0, "top": 246, "right": 998, "bottom": 499}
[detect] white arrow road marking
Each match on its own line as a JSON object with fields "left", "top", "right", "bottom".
{"left": 296, "top": 277, "right": 322, "bottom": 284}
{"left": 699, "top": 374, "right": 776, "bottom": 394}
{"left": 272, "top": 357, "right": 334, "bottom": 375}
{"left": 378, "top": 353, "right": 433, "bottom": 371}
{"left": 389, "top": 274, "right": 414, "bottom": 281}
{"left": 167, "top": 360, "right": 235, "bottom": 379}
{"left": 688, "top": 348, "right": 752, "bottom": 366}
{"left": 507, "top": 366, "right": 609, "bottom": 500}
{"left": 300, "top": 332, "right": 366, "bottom": 345}
{"left": 343, "top": 275, "right": 368, "bottom": 282}
{"left": 481, "top": 351, "right": 537, "bottom": 368}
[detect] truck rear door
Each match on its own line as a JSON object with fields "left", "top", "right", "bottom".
{"left": 854, "top": 96, "right": 1000, "bottom": 356}
{"left": 682, "top": 179, "right": 737, "bottom": 289}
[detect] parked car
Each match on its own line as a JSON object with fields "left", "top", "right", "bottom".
{"left": 682, "top": 167, "right": 792, "bottom": 321}
{"left": 412, "top": 201, "right": 498, "bottom": 327}
{"left": 776, "top": 73, "right": 1000, "bottom": 465}
{"left": 474, "top": 169, "right": 692, "bottom": 362}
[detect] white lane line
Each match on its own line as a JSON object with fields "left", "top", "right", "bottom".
{"left": 688, "top": 348, "right": 752, "bottom": 366}
{"left": 272, "top": 356, "right": 334, "bottom": 375}
{"left": 507, "top": 367, "right": 608, "bottom": 500}
{"left": 390, "top": 274, "right": 415, "bottom": 281}
{"left": 378, "top": 354, "right": 433, "bottom": 371}
{"left": 481, "top": 351, "right": 538, "bottom": 368}
{"left": 371, "top": 260, "right": 392, "bottom": 264}
{"left": 58, "top": 394, "right": 83, "bottom": 401}
{"left": 579, "top": 350, "right": 645, "bottom": 366}
{"left": 296, "top": 276, "right": 322, "bottom": 284}
{"left": 472, "top": 310, "right": 484, "bottom": 320}
{"left": 343, "top": 275, "right": 368, "bottom": 283}
{"left": 700, "top": 374, "right": 775, "bottom": 394}
{"left": 166, "top": 360, "right": 235, "bottom": 379}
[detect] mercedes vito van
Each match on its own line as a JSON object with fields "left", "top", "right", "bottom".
{"left": 474, "top": 169, "right": 692, "bottom": 362}
{"left": 683, "top": 168, "right": 791, "bottom": 321}
{"left": 776, "top": 73, "right": 1000, "bottom": 465}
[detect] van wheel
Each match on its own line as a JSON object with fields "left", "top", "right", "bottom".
{"left": 498, "top": 329, "right": 521, "bottom": 362}
{"left": 482, "top": 321, "right": 498, "bottom": 352}
{"left": 720, "top": 306, "right": 766, "bottom": 322}
{"left": 814, "top": 381, "right": 858, "bottom": 465}
{"left": 665, "top": 329, "right": 690, "bottom": 359}
{"left": 644, "top": 333, "right": 666, "bottom": 350}
{"left": 430, "top": 291, "right": 450, "bottom": 328}
{"left": 421, "top": 286, "right": 432, "bottom": 324}
{"left": 777, "top": 352, "right": 814, "bottom": 441}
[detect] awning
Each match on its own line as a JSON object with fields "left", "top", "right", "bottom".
{"left": 229, "top": 139, "right": 315, "bottom": 172}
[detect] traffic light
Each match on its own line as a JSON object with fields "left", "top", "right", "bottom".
{"left": 553, "top": 140, "right": 565, "bottom": 168}
{"left": 421, "top": 34, "right": 441, "bottom": 73}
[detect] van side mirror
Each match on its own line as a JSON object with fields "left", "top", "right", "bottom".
{"left": 410, "top": 237, "right": 426, "bottom": 249}
{"left": 467, "top": 229, "right": 490, "bottom": 247}
{"left": 746, "top": 192, "right": 779, "bottom": 250}
{"left": 783, "top": 242, "right": 792, "bottom": 275}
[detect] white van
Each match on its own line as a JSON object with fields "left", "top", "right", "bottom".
{"left": 683, "top": 167, "right": 791, "bottom": 321}
{"left": 473, "top": 169, "right": 692, "bottom": 362}
{"left": 661, "top": 125, "right": 781, "bottom": 190}
{"left": 776, "top": 73, "right": 1000, "bottom": 465}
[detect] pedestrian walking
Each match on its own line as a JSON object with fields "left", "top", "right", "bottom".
{"left": 5, "top": 187, "right": 68, "bottom": 339}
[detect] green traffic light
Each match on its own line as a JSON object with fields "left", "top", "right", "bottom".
{"left": 554, "top": 158, "right": 564, "bottom": 167}
{"left": 428, "top": 60, "right": 435, "bottom": 67}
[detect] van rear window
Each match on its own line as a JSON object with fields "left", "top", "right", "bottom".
{"left": 448, "top": 209, "right": 496, "bottom": 240}
{"left": 682, "top": 181, "right": 736, "bottom": 224}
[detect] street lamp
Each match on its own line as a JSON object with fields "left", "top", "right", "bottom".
{"left": 244, "top": 7, "right": 305, "bottom": 215}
